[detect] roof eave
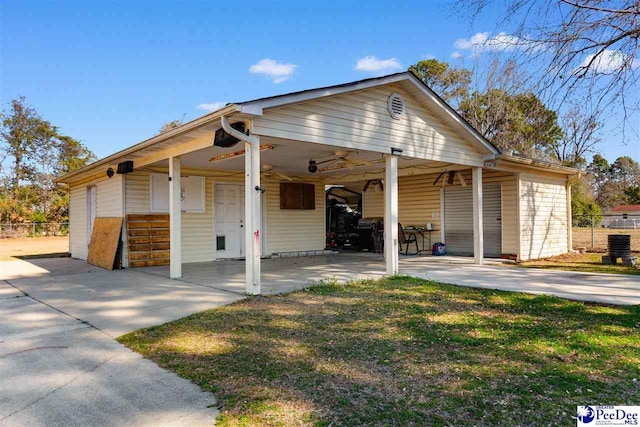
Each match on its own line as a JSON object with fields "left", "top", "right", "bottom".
{"left": 496, "top": 154, "right": 580, "bottom": 175}
{"left": 56, "top": 104, "right": 241, "bottom": 184}
{"left": 238, "top": 72, "right": 411, "bottom": 114}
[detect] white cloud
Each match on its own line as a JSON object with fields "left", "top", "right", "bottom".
{"left": 451, "top": 51, "right": 463, "bottom": 59}
{"left": 354, "top": 55, "right": 402, "bottom": 74}
{"left": 249, "top": 58, "right": 297, "bottom": 83}
{"left": 454, "top": 32, "right": 536, "bottom": 54}
{"left": 579, "top": 49, "right": 638, "bottom": 74}
{"left": 197, "top": 102, "right": 227, "bottom": 112}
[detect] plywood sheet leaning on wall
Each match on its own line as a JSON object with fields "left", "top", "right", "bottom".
{"left": 87, "top": 217, "right": 124, "bottom": 270}
{"left": 126, "top": 214, "right": 170, "bottom": 268}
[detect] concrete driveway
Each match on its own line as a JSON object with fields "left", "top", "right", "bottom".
{"left": 1, "top": 258, "right": 244, "bottom": 426}
{"left": 1, "top": 255, "right": 637, "bottom": 426}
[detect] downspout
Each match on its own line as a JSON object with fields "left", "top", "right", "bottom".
{"left": 220, "top": 116, "right": 258, "bottom": 146}
{"left": 220, "top": 115, "right": 262, "bottom": 295}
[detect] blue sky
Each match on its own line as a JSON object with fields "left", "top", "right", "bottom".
{"left": 1, "top": 0, "right": 638, "bottom": 162}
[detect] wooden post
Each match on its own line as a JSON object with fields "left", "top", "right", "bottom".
{"left": 472, "top": 166, "right": 483, "bottom": 265}
{"left": 169, "top": 156, "right": 182, "bottom": 278}
{"left": 244, "top": 137, "right": 261, "bottom": 295}
{"left": 384, "top": 154, "right": 399, "bottom": 275}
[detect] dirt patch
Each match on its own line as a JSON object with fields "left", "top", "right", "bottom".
{"left": 0, "top": 236, "right": 69, "bottom": 260}
{"left": 519, "top": 251, "right": 640, "bottom": 275}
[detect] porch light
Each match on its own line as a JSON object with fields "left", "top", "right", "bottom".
{"left": 308, "top": 160, "right": 318, "bottom": 173}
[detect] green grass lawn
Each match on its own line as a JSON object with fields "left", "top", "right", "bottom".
{"left": 119, "top": 277, "right": 640, "bottom": 426}
{"left": 518, "top": 252, "right": 640, "bottom": 275}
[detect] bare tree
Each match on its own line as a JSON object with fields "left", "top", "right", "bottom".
{"left": 553, "top": 103, "right": 602, "bottom": 166}
{"left": 458, "top": 0, "right": 639, "bottom": 136}
{"left": 158, "top": 114, "right": 187, "bottom": 134}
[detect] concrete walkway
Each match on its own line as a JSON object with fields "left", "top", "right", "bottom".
{"left": 1, "top": 258, "right": 244, "bottom": 426}
{"left": 142, "top": 253, "right": 639, "bottom": 306}
{"left": 400, "top": 256, "right": 640, "bottom": 306}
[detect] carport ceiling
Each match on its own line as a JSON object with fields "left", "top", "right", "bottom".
{"left": 153, "top": 137, "right": 449, "bottom": 178}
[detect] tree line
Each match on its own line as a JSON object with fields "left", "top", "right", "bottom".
{"left": 409, "top": 59, "right": 640, "bottom": 221}
{"left": 2, "top": 59, "right": 637, "bottom": 227}
{"left": 0, "top": 97, "right": 95, "bottom": 224}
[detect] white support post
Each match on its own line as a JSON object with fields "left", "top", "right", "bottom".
{"left": 250, "top": 137, "right": 262, "bottom": 294}
{"left": 244, "top": 138, "right": 261, "bottom": 295}
{"left": 169, "top": 156, "right": 182, "bottom": 278}
{"left": 384, "top": 154, "right": 399, "bottom": 275}
{"left": 472, "top": 166, "right": 483, "bottom": 265}
{"left": 566, "top": 181, "right": 573, "bottom": 253}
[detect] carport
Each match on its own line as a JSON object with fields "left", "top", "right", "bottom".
{"left": 57, "top": 72, "right": 578, "bottom": 296}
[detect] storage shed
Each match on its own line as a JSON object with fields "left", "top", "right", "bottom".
{"left": 57, "top": 72, "right": 578, "bottom": 294}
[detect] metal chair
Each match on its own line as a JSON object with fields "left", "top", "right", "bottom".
{"left": 398, "top": 223, "right": 419, "bottom": 255}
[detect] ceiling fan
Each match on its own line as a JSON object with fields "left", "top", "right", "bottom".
{"left": 433, "top": 170, "right": 467, "bottom": 187}
{"left": 362, "top": 179, "right": 384, "bottom": 192}
{"left": 311, "top": 150, "right": 374, "bottom": 173}
{"left": 261, "top": 164, "right": 293, "bottom": 181}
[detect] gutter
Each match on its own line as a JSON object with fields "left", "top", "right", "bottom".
{"left": 220, "top": 115, "right": 259, "bottom": 145}
{"left": 56, "top": 104, "right": 241, "bottom": 184}
{"left": 494, "top": 153, "right": 580, "bottom": 176}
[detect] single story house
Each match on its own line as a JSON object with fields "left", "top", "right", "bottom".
{"left": 604, "top": 204, "right": 640, "bottom": 229}
{"left": 57, "top": 72, "right": 578, "bottom": 294}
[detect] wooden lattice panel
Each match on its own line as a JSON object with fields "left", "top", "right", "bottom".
{"left": 126, "top": 214, "right": 170, "bottom": 268}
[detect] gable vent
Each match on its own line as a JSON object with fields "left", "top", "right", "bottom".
{"left": 387, "top": 93, "right": 405, "bottom": 120}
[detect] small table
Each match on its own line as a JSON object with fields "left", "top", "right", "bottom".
{"left": 405, "top": 227, "right": 439, "bottom": 254}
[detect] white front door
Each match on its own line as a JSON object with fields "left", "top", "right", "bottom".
{"left": 214, "top": 184, "right": 245, "bottom": 258}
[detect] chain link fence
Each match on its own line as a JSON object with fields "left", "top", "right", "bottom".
{"left": 0, "top": 223, "right": 69, "bottom": 239}
{"left": 572, "top": 214, "right": 640, "bottom": 252}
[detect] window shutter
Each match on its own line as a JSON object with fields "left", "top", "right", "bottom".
{"left": 280, "top": 183, "right": 315, "bottom": 210}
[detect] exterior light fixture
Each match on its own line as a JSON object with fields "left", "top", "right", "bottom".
{"left": 106, "top": 168, "right": 115, "bottom": 178}
{"left": 308, "top": 160, "right": 318, "bottom": 173}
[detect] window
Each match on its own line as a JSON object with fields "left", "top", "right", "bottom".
{"left": 149, "top": 173, "right": 205, "bottom": 213}
{"left": 280, "top": 183, "right": 315, "bottom": 210}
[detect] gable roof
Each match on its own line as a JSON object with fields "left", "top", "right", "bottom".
{"left": 58, "top": 72, "right": 501, "bottom": 184}
{"left": 235, "top": 72, "right": 500, "bottom": 155}
{"left": 611, "top": 204, "right": 640, "bottom": 212}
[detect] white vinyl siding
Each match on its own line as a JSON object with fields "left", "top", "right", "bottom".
{"left": 263, "top": 179, "right": 325, "bottom": 254}
{"left": 124, "top": 169, "right": 325, "bottom": 263}
{"left": 69, "top": 184, "right": 88, "bottom": 260}
{"left": 519, "top": 173, "right": 569, "bottom": 260}
{"left": 363, "top": 173, "right": 443, "bottom": 229}
{"left": 95, "top": 175, "right": 123, "bottom": 217}
{"left": 125, "top": 170, "right": 215, "bottom": 263}
{"left": 68, "top": 175, "right": 123, "bottom": 261}
{"left": 253, "top": 84, "right": 485, "bottom": 166}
